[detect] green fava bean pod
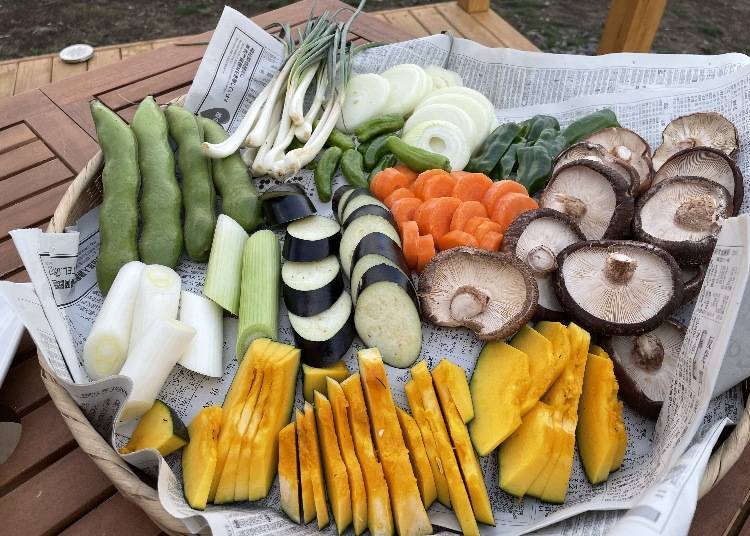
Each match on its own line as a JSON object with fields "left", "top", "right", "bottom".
{"left": 466, "top": 122, "right": 521, "bottom": 175}
{"left": 369, "top": 153, "right": 398, "bottom": 181}
{"left": 562, "top": 108, "right": 620, "bottom": 146}
{"left": 315, "top": 147, "right": 342, "bottom": 202}
{"left": 386, "top": 136, "right": 451, "bottom": 172}
{"left": 340, "top": 148, "right": 369, "bottom": 188}
{"left": 354, "top": 114, "right": 405, "bottom": 142}
{"left": 364, "top": 133, "right": 393, "bottom": 170}
{"left": 199, "top": 117, "right": 263, "bottom": 233}
{"left": 90, "top": 100, "right": 140, "bottom": 295}
{"left": 166, "top": 105, "right": 217, "bottom": 262}
{"left": 131, "top": 97, "right": 182, "bottom": 268}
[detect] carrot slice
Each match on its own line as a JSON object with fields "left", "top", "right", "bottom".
{"left": 479, "top": 231, "right": 503, "bottom": 252}
{"left": 401, "top": 221, "right": 420, "bottom": 270}
{"left": 370, "top": 168, "right": 409, "bottom": 201}
{"left": 413, "top": 169, "right": 451, "bottom": 200}
{"left": 491, "top": 193, "right": 539, "bottom": 233}
{"left": 481, "top": 180, "right": 528, "bottom": 215}
{"left": 417, "top": 235, "right": 436, "bottom": 273}
{"left": 424, "top": 197, "right": 462, "bottom": 242}
{"left": 391, "top": 197, "right": 423, "bottom": 227}
{"left": 421, "top": 174, "right": 457, "bottom": 200}
{"left": 437, "top": 230, "right": 479, "bottom": 251}
{"left": 475, "top": 220, "right": 503, "bottom": 243}
{"left": 450, "top": 201, "right": 488, "bottom": 232}
{"left": 395, "top": 164, "right": 418, "bottom": 183}
{"left": 464, "top": 216, "right": 491, "bottom": 236}
{"left": 452, "top": 173, "right": 493, "bottom": 202}
{"left": 385, "top": 187, "right": 416, "bottom": 209}
{"left": 415, "top": 198, "right": 440, "bottom": 235}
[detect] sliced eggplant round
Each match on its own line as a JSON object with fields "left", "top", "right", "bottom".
{"left": 351, "top": 232, "right": 410, "bottom": 276}
{"left": 261, "top": 184, "right": 316, "bottom": 226}
{"left": 332, "top": 185, "right": 355, "bottom": 219}
{"left": 283, "top": 215, "right": 341, "bottom": 262}
{"left": 289, "top": 292, "right": 355, "bottom": 366}
{"left": 336, "top": 187, "right": 369, "bottom": 222}
{"left": 341, "top": 194, "right": 387, "bottom": 224}
{"left": 282, "top": 256, "right": 344, "bottom": 316}
{"left": 340, "top": 215, "right": 401, "bottom": 276}
{"left": 354, "top": 264, "right": 422, "bottom": 368}
{"left": 343, "top": 204, "right": 397, "bottom": 229}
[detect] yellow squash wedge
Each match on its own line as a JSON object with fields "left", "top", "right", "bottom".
{"left": 525, "top": 408, "right": 564, "bottom": 499}
{"left": 315, "top": 391, "right": 353, "bottom": 534}
{"left": 396, "top": 408, "right": 437, "bottom": 509}
{"left": 327, "top": 378, "right": 368, "bottom": 536}
{"left": 182, "top": 405, "right": 221, "bottom": 510}
{"left": 296, "top": 409, "right": 316, "bottom": 524}
{"left": 432, "top": 359, "right": 474, "bottom": 423}
{"left": 432, "top": 361, "right": 494, "bottom": 526}
{"left": 586, "top": 347, "right": 627, "bottom": 473}
{"left": 511, "top": 325, "right": 561, "bottom": 414}
{"left": 303, "top": 361, "right": 350, "bottom": 402}
{"left": 535, "top": 321, "right": 571, "bottom": 384}
{"left": 468, "top": 341, "right": 530, "bottom": 456}
{"left": 341, "top": 374, "right": 394, "bottom": 536}
{"left": 278, "top": 421, "right": 300, "bottom": 523}
{"left": 358, "top": 349, "right": 432, "bottom": 536}
{"left": 411, "top": 361, "right": 479, "bottom": 536}
{"left": 304, "top": 401, "right": 330, "bottom": 529}
{"left": 404, "top": 380, "right": 451, "bottom": 508}
{"left": 120, "top": 400, "right": 189, "bottom": 456}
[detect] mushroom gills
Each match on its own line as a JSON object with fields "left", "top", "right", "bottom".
{"left": 418, "top": 247, "right": 538, "bottom": 340}
{"left": 555, "top": 142, "right": 641, "bottom": 196}
{"left": 652, "top": 112, "right": 739, "bottom": 171}
{"left": 555, "top": 240, "right": 683, "bottom": 335}
{"left": 580, "top": 128, "right": 653, "bottom": 194}
{"left": 681, "top": 264, "right": 706, "bottom": 303}
{"left": 540, "top": 160, "right": 632, "bottom": 240}
{"left": 603, "top": 320, "right": 685, "bottom": 419}
{"left": 634, "top": 176, "right": 731, "bottom": 265}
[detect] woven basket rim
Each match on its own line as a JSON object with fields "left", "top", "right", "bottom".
{"left": 42, "top": 114, "right": 750, "bottom": 532}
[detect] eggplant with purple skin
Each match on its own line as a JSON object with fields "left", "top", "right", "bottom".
{"left": 283, "top": 215, "right": 341, "bottom": 262}
{"left": 343, "top": 204, "right": 397, "bottom": 230}
{"left": 289, "top": 292, "right": 355, "bottom": 367}
{"left": 340, "top": 192, "right": 387, "bottom": 225}
{"left": 350, "top": 233, "right": 410, "bottom": 304}
{"left": 335, "top": 187, "right": 369, "bottom": 222}
{"left": 260, "top": 183, "right": 316, "bottom": 226}
{"left": 282, "top": 256, "right": 344, "bottom": 317}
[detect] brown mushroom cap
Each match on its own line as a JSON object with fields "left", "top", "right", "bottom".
{"left": 651, "top": 146, "right": 744, "bottom": 215}
{"left": 582, "top": 127, "right": 653, "bottom": 194}
{"left": 554, "top": 142, "right": 641, "bottom": 196}
{"left": 633, "top": 176, "right": 731, "bottom": 265}
{"left": 554, "top": 240, "right": 683, "bottom": 335}
{"left": 681, "top": 264, "right": 706, "bottom": 303}
{"left": 540, "top": 159, "right": 633, "bottom": 240}
{"left": 418, "top": 247, "right": 538, "bottom": 340}
{"left": 601, "top": 319, "right": 686, "bottom": 419}
{"left": 501, "top": 208, "right": 585, "bottom": 320}
{"left": 652, "top": 112, "right": 739, "bottom": 171}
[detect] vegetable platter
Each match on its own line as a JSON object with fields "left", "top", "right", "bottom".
{"left": 28, "top": 5, "right": 750, "bottom": 536}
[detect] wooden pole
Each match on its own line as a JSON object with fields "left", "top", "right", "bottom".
{"left": 597, "top": 0, "right": 667, "bottom": 54}
{"left": 457, "top": 0, "right": 490, "bottom": 14}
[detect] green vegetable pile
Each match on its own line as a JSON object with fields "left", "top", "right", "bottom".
{"left": 465, "top": 109, "right": 620, "bottom": 195}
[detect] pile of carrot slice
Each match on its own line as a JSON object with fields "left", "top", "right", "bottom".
{"left": 370, "top": 166, "right": 539, "bottom": 272}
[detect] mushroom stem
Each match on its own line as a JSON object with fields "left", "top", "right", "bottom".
{"left": 613, "top": 145, "right": 632, "bottom": 162}
{"left": 548, "top": 193, "right": 587, "bottom": 222}
{"left": 527, "top": 245, "right": 558, "bottom": 274}
{"left": 450, "top": 286, "right": 490, "bottom": 322}
{"left": 674, "top": 194, "right": 719, "bottom": 232}
{"left": 634, "top": 333, "right": 664, "bottom": 371}
{"left": 605, "top": 251, "right": 637, "bottom": 284}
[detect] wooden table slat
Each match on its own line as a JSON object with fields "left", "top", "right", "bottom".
{"left": 0, "top": 123, "right": 36, "bottom": 155}
{"left": 471, "top": 8, "right": 538, "bottom": 51}
{"left": 51, "top": 57, "right": 88, "bottom": 83}
{"left": 0, "top": 159, "right": 74, "bottom": 212}
{"left": 59, "top": 493, "right": 161, "bottom": 536}
{"left": 0, "top": 181, "right": 73, "bottom": 238}
{"left": 87, "top": 48, "right": 122, "bottom": 72}
{"left": 435, "top": 2, "right": 504, "bottom": 47}
{"left": 0, "top": 357, "right": 48, "bottom": 416}
{"left": 0, "top": 63, "right": 18, "bottom": 98}
{"left": 14, "top": 58, "right": 53, "bottom": 95}
{"left": 380, "top": 10, "right": 430, "bottom": 38}
{"left": 0, "top": 140, "right": 55, "bottom": 181}
{"left": 408, "top": 5, "right": 462, "bottom": 37}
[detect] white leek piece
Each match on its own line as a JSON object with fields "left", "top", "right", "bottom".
{"left": 83, "top": 261, "right": 145, "bottom": 380}
{"left": 120, "top": 318, "right": 195, "bottom": 422}
{"left": 178, "top": 291, "right": 224, "bottom": 377}
{"left": 203, "top": 215, "right": 249, "bottom": 315}
{"left": 129, "top": 264, "right": 182, "bottom": 344}
{"left": 236, "top": 230, "right": 280, "bottom": 360}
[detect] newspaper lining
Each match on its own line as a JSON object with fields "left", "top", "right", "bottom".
{"left": 4, "top": 6, "right": 750, "bottom": 535}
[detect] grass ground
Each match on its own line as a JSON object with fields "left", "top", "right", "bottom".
{"left": 0, "top": 0, "right": 748, "bottom": 61}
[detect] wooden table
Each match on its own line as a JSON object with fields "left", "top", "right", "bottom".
{"left": 0, "top": 0, "right": 744, "bottom": 534}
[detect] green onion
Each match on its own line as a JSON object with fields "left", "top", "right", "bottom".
{"left": 203, "top": 214, "right": 249, "bottom": 315}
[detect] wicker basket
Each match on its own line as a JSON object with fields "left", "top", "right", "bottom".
{"left": 40, "top": 130, "right": 750, "bottom": 535}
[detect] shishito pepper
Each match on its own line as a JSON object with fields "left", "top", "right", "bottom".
{"left": 465, "top": 122, "right": 521, "bottom": 175}
{"left": 515, "top": 145, "right": 553, "bottom": 195}
{"left": 314, "top": 147, "right": 342, "bottom": 202}
{"left": 562, "top": 108, "right": 620, "bottom": 145}
{"left": 340, "top": 148, "right": 369, "bottom": 187}
{"left": 368, "top": 153, "right": 398, "bottom": 181}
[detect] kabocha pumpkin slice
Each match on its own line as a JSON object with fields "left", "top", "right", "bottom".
{"left": 278, "top": 422, "right": 301, "bottom": 523}
{"left": 539, "top": 323, "right": 591, "bottom": 503}
{"left": 341, "top": 374, "right": 394, "bottom": 536}
{"left": 404, "top": 380, "right": 451, "bottom": 508}
{"left": 182, "top": 405, "right": 221, "bottom": 510}
{"left": 498, "top": 402, "right": 556, "bottom": 497}
{"left": 358, "top": 349, "right": 432, "bottom": 536}
{"left": 592, "top": 346, "right": 628, "bottom": 472}
{"left": 510, "top": 325, "right": 561, "bottom": 414}
{"left": 296, "top": 409, "right": 316, "bottom": 524}
{"left": 432, "top": 364, "right": 494, "bottom": 526}
{"left": 315, "top": 392, "right": 353, "bottom": 534}
{"left": 534, "top": 321, "right": 571, "bottom": 388}
{"left": 468, "top": 342, "right": 530, "bottom": 456}
{"left": 432, "top": 359, "right": 474, "bottom": 423}
{"left": 327, "top": 378, "right": 368, "bottom": 535}
{"left": 576, "top": 352, "right": 626, "bottom": 484}
{"left": 411, "top": 361, "right": 479, "bottom": 536}
{"left": 396, "top": 408, "right": 437, "bottom": 509}
{"left": 303, "top": 361, "right": 350, "bottom": 403}
{"left": 304, "top": 402, "right": 330, "bottom": 529}
{"left": 120, "top": 400, "right": 189, "bottom": 456}
{"left": 525, "top": 408, "right": 564, "bottom": 499}
{"left": 247, "top": 347, "right": 301, "bottom": 500}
